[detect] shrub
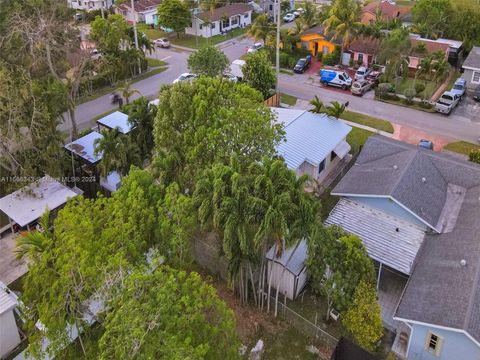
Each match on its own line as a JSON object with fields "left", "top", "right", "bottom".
{"left": 404, "top": 88, "right": 416, "bottom": 104}
{"left": 469, "top": 149, "right": 480, "bottom": 164}
{"left": 376, "top": 83, "right": 393, "bottom": 99}
{"left": 316, "top": 52, "right": 323, "bottom": 62}
{"left": 419, "top": 101, "right": 433, "bottom": 109}
{"left": 415, "top": 83, "right": 425, "bottom": 96}
{"left": 322, "top": 46, "right": 341, "bottom": 66}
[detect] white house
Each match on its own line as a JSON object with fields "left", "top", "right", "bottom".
{"left": 185, "top": 4, "right": 253, "bottom": 38}
{"left": 273, "top": 108, "right": 352, "bottom": 183}
{"left": 67, "top": 0, "right": 112, "bottom": 11}
{"left": 0, "top": 282, "right": 21, "bottom": 359}
{"left": 114, "top": 0, "right": 162, "bottom": 25}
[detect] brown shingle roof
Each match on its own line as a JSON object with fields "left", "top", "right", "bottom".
{"left": 348, "top": 37, "right": 380, "bottom": 55}
{"left": 196, "top": 3, "right": 253, "bottom": 22}
{"left": 362, "top": 0, "right": 410, "bottom": 21}
{"left": 117, "top": 0, "right": 161, "bottom": 13}
{"left": 410, "top": 38, "right": 450, "bottom": 57}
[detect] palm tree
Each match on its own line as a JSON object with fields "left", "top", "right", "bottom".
{"left": 309, "top": 95, "right": 325, "bottom": 114}
{"left": 118, "top": 82, "right": 140, "bottom": 105}
{"left": 301, "top": 1, "right": 318, "bottom": 29}
{"left": 325, "top": 101, "right": 346, "bottom": 119}
{"left": 15, "top": 210, "right": 52, "bottom": 260}
{"left": 248, "top": 14, "right": 275, "bottom": 44}
{"left": 323, "top": 0, "right": 362, "bottom": 64}
{"left": 123, "top": 97, "right": 155, "bottom": 161}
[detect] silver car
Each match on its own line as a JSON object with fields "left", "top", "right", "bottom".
{"left": 351, "top": 79, "right": 372, "bottom": 95}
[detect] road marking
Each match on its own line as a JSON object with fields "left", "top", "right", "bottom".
{"left": 160, "top": 56, "right": 171, "bottom": 61}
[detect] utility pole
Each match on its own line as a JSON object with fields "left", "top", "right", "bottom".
{"left": 275, "top": 0, "right": 281, "bottom": 97}
{"left": 131, "top": 0, "right": 142, "bottom": 74}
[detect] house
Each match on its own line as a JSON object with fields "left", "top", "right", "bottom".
{"left": 96, "top": 111, "right": 133, "bottom": 134}
{"left": 114, "top": 0, "right": 162, "bottom": 25}
{"left": 260, "top": 0, "right": 294, "bottom": 20}
{"left": 348, "top": 36, "right": 380, "bottom": 67}
{"left": 185, "top": 4, "right": 253, "bottom": 38}
{"left": 0, "top": 282, "right": 21, "bottom": 359}
{"left": 361, "top": 0, "right": 410, "bottom": 25}
{"left": 266, "top": 239, "right": 307, "bottom": 300}
{"left": 272, "top": 108, "right": 352, "bottom": 183}
{"left": 67, "top": 0, "right": 112, "bottom": 11}
{"left": 462, "top": 46, "right": 480, "bottom": 91}
{"left": 408, "top": 35, "right": 450, "bottom": 70}
{"left": 326, "top": 135, "right": 480, "bottom": 359}
{"left": 298, "top": 25, "right": 339, "bottom": 58}
{"left": 0, "top": 177, "right": 79, "bottom": 234}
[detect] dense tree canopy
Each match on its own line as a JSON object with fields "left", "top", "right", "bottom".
{"left": 153, "top": 77, "right": 284, "bottom": 188}
{"left": 157, "top": 0, "right": 192, "bottom": 38}
{"left": 242, "top": 51, "right": 276, "bottom": 98}
{"left": 90, "top": 14, "right": 130, "bottom": 54}
{"left": 187, "top": 46, "right": 229, "bottom": 77}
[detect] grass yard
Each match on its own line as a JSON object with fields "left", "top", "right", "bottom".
{"left": 137, "top": 23, "right": 166, "bottom": 40}
{"left": 347, "top": 127, "right": 374, "bottom": 154}
{"left": 375, "top": 96, "right": 436, "bottom": 113}
{"left": 281, "top": 93, "right": 298, "bottom": 106}
{"left": 395, "top": 78, "right": 439, "bottom": 100}
{"left": 146, "top": 58, "right": 167, "bottom": 67}
{"left": 262, "top": 326, "right": 320, "bottom": 360}
{"left": 170, "top": 27, "right": 248, "bottom": 49}
{"left": 443, "top": 141, "right": 480, "bottom": 156}
{"left": 341, "top": 110, "right": 394, "bottom": 133}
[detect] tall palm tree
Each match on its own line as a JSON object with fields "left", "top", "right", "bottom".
{"left": 123, "top": 97, "right": 155, "bottom": 161}
{"left": 309, "top": 95, "right": 325, "bottom": 114}
{"left": 301, "top": 0, "right": 318, "bottom": 29}
{"left": 248, "top": 14, "right": 275, "bottom": 44}
{"left": 16, "top": 210, "right": 53, "bottom": 260}
{"left": 118, "top": 82, "right": 140, "bottom": 105}
{"left": 323, "top": 0, "right": 362, "bottom": 64}
{"left": 325, "top": 101, "right": 346, "bottom": 119}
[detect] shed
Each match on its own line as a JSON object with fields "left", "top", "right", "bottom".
{"left": 0, "top": 281, "right": 21, "bottom": 359}
{"left": 266, "top": 239, "right": 307, "bottom": 300}
{"left": 64, "top": 131, "right": 103, "bottom": 165}
{"left": 0, "top": 177, "right": 79, "bottom": 230}
{"left": 96, "top": 111, "right": 133, "bottom": 134}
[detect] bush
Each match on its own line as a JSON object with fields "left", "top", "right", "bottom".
{"left": 316, "top": 52, "right": 323, "bottom": 61}
{"left": 404, "top": 88, "right": 416, "bottom": 104}
{"left": 419, "top": 101, "right": 433, "bottom": 109}
{"left": 469, "top": 149, "right": 480, "bottom": 164}
{"left": 376, "top": 83, "right": 393, "bottom": 99}
{"left": 322, "top": 46, "right": 341, "bottom": 66}
{"left": 415, "top": 83, "right": 425, "bottom": 95}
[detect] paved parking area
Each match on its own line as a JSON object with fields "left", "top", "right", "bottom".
{"left": 451, "top": 96, "right": 480, "bottom": 123}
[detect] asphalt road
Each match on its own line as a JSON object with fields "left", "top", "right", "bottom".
{"left": 65, "top": 38, "right": 480, "bottom": 144}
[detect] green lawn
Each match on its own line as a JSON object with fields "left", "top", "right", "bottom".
{"left": 375, "top": 96, "right": 436, "bottom": 113}
{"left": 261, "top": 325, "right": 320, "bottom": 360}
{"left": 395, "top": 77, "right": 439, "bottom": 99}
{"left": 137, "top": 23, "right": 166, "bottom": 40}
{"left": 146, "top": 58, "right": 167, "bottom": 67}
{"left": 443, "top": 141, "right": 480, "bottom": 156}
{"left": 347, "top": 127, "right": 375, "bottom": 154}
{"left": 170, "top": 27, "right": 248, "bottom": 49}
{"left": 341, "top": 110, "right": 394, "bottom": 133}
{"left": 281, "top": 93, "right": 298, "bottom": 106}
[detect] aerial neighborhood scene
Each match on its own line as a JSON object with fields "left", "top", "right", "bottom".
{"left": 1, "top": 0, "right": 480, "bottom": 358}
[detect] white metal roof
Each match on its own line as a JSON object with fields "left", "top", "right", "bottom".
{"left": 270, "top": 107, "right": 306, "bottom": 126}
{"left": 96, "top": 111, "right": 132, "bottom": 134}
{"left": 266, "top": 239, "right": 307, "bottom": 276}
{"left": 276, "top": 110, "right": 352, "bottom": 170}
{"left": 99, "top": 171, "right": 121, "bottom": 193}
{"left": 325, "top": 198, "right": 425, "bottom": 275}
{"left": 64, "top": 131, "right": 103, "bottom": 164}
{"left": 0, "top": 281, "right": 18, "bottom": 314}
{"left": 0, "top": 177, "right": 78, "bottom": 227}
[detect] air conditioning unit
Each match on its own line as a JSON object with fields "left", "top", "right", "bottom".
{"left": 330, "top": 309, "right": 340, "bottom": 321}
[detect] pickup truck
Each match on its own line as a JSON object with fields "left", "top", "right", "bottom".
{"left": 435, "top": 91, "right": 460, "bottom": 115}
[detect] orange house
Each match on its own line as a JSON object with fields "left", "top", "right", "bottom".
{"left": 297, "top": 25, "right": 338, "bottom": 57}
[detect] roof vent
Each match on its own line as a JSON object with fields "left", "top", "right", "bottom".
{"left": 393, "top": 165, "right": 398, "bottom": 170}
{"left": 421, "top": 177, "right": 427, "bottom": 183}
{"left": 460, "top": 259, "right": 467, "bottom": 267}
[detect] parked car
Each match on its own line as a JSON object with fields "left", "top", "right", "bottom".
{"left": 154, "top": 38, "right": 170, "bottom": 48}
{"left": 246, "top": 42, "right": 263, "bottom": 53}
{"left": 354, "top": 66, "right": 371, "bottom": 80}
{"left": 434, "top": 91, "right": 461, "bottom": 115}
{"left": 296, "top": 7, "right": 304, "bottom": 13}
{"left": 230, "top": 59, "right": 246, "bottom": 80}
{"left": 90, "top": 49, "right": 102, "bottom": 60}
{"left": 223, "top": 73, "right": 238, "bottom": 82}
{"left": 450, "top": 77, "right": 466, "bottom": 99}
{"left": 419, "top": 139, "right": 434, "bottom": 150}
{"left": 365, "top": 71, "right": 381, "bottom": 87}
{"left": 283, "top": 13, "right": 295, "bottom": 22}
{"left": 74, "top": 13, "right": 83, "bottom": 21}
{"left": 474, "top": 84, "right": 480, "bottom": 102}
{"left": 351, "top": 79, "right": 373, "bottom": 95}
{"left": 293, "top": 11, "right": 300, "bottom": 17}
{"left": 293, "top": 55, "right": 312, "bottom": 74}
{"left": 173, "top": 73, "right": 198, "bottom": 84}
{"left": 320, "top": 69, "right": 352, "bottom": 90}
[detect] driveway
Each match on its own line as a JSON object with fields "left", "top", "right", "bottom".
{"left": 451, "top": 96, "right": 480, "bottom": 123}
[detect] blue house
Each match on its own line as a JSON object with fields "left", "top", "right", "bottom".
{"left": 326, "top": 135, "right": 480, "bottom": 359}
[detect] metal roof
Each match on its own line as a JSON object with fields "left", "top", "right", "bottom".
{"left": 326, "top": 199, "right": 425, "bottom": 275}
{"left": 64, "top": 131, "right": 103, "bottom": 164}
{"left": 270, "top": 107, "right": 305, "bottom": 127}
{"left": 96, "top": 111, "right": 132, "bottom": 134}
{"left": 266, "top": 239, "right": 307, "bottom": 276}
{"left": 276, "top": 110, "right": 352, "bottom": 170}
{"left": 0, "top": 281, "right": 18, "bottom": 314}
{"left": 0, "top": 177, "right": 78, "bottom": 227}
{"left": 99, "top": 171, "right": 121, "bottom": 193}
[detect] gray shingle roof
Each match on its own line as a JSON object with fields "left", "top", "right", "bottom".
{"left": 463, "top": 46, "right": 480, "bottom": 71}
{"left": 331, "top": 136, "right": 480, "bottom": 232}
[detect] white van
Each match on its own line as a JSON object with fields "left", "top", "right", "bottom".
{"left": 320, "top": 69, "right": 353, "bottom": 89}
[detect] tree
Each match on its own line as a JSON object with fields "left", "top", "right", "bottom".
{"left": 187, "top": 46, "right": 229, "bottom": 77}
{"left": 123, "top": 97, "right": 156, "bottom": 161}
{"left": 325, "top": 101, "right": 346, "bottom": 119}
{"left": 243, "top": 51, "right": 276, "bottom": 98}
{"left": 90, "top": 14, "right": 130, "bottom": 54}
{"left": 281, "top": 0, "right": 291, "bottom": 14}
{"left": 412, "top": 0, "right": 451, "bottom": 39}
{"left": 309, "top": 95, "right": 325, "bottom": 114}
{"left": 248, "top": 14, "right": 275, "bottom": 44}
{"left": 94, "top": 128, "right": 141, "bottom": 176}
{"left": 323, "top": 0, "right": 362, "bottom": 64}
{"left": 15, "top": 210, "right": 52, "bottom": 260}
{"left": 99, "top": 265, "right": 240, "bottom": 359}
{"left": 157, "top": 0, "right": 192, "bottom": 38}
{"left": 301, "top": 0, "right": 318, "bottom": 29}
{"left": 118, "top": 81, "right": 141, "bottom": 104}
{"left": 342, "top": 281, "right": 384, "bottom": 352}
{"left": 377, "top": 28, "right": 411, "bottom": 83}
{"left": 153, "top": 77, "right": 283, "bottom": 188}
{"left": 469, "top": 149, "right": 480, "bottom": 164}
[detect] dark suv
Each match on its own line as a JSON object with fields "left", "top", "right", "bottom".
{"left": 294, "top": 55, "right": 312, "bottom": 74}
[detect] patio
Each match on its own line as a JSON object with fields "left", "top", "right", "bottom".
{"left": 0, "top": 231, "right": 27, "bottom": 285}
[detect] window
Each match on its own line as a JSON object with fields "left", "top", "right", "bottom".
{"left": 211, "top": 22, "right": 215, "bottom": 29}
{"left": 331, "top": 151, "right": 337, "bottom": 160}
{"left": 425, "top": 331, "right": 443, "bottom": 356}
{"left": 318, "top": 159, "right": 326, "bottom": 174}
{"left": 222, "top": 18, "right": 230, "bottom": 28}
{"left": 472, "top": 71, "right": 480, "bottom": 84}
{"left": 357, "top": 53, "right": 364, "bottom": 64}
{"left": 339, "top": 75, "right": 345, "bottom": 81}
{"left": 244, "top": 13, "right": 248, "bottom": 18}
{"left": 231, "top": 17, "right": 238, "bottom": 26}
{"left": 269, "top": 4, "right": 273, "bottom": 10}
{"left": 199, "top": 24, "right": 203, "bottom": 30}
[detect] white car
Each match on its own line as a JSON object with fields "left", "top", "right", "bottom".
{"left": 283, "top": 13, "right": 295, "bottom": 22}
{"left": 154, "top": 38, "right": 170, "bottom": 48}
{"left": 90, "top": 49, "right": 102, "bottom": 60}
{"left": 173, "top": 73, "right": 198, "bottom": 84}
{"left": 246, "top": 42, "right": 264, "bottom": 53}
{"left": 293, "top": 11, "right": 300, "bottom": 17}
{"left": 223, "top": 73, "right": 238, "bottom": 82}
{"left": 354, "top": 66, "right": 371, "bottom": 80}
{"left": 296, "top": 7, "right": 304, "bottom": 13}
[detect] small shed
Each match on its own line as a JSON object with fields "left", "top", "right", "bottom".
{"left": 0, "top": 281, "right": 21, "bottom": 359}
{"left": 266, "top": 239, "right": 308, "bottom": 300}
{"left": 99, "top": 171, "right": 122, "bottom": 193}
{"left": 96, "top": 111, "right": 133, "bottom": 134}
{"left": 64, "top": 131, "right": 104, "bottom": 165}
{"left": 0, "top": 177, "right": 79, "bottom": 232}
